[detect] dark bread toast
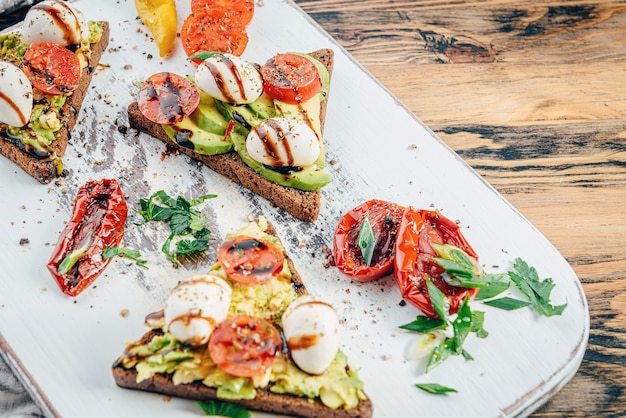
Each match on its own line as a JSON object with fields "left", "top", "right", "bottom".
{"left": 112, "top": 219, "right": 374, "bottom": 418}
{"left": 127, "top": 49, "right": 334, "bottom": 222}
{"left": 0, "top": 21, "right": 110, "bottom": 184}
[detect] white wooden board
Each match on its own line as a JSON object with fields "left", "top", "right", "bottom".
{"left": 0, "top": 0, "right": 589, "bottom": 417}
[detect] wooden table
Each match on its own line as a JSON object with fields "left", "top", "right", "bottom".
{"left": 292, "top": 0, "right": 626, "bottom": 416}
{"left": 1, "top": 0, "right": 624, "bottom": 416}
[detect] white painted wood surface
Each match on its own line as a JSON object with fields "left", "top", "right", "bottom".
{"left": 0, "top": 0, "right": 589, "bottom": 417}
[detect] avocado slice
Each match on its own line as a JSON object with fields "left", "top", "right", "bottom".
{"left": 188, "top": 91, "right": 230, "bottom": 135}
{"left": 247, "top": 92, "right": 276, "bottom": 119}
{"left": 161, "top": 117, "right": 233, "bottom": 155}
{"left": 229, "top": 128, "right": 331, "bottom": 192}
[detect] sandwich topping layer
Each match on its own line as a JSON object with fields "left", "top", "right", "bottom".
{"left": 114, "top": 218, "right": 368, "bottom": 414}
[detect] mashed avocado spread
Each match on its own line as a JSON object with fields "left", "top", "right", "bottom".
{"left": 0, "top": 21, "right": 104, "bottom": 173}
{"left": 119, "top": 219, "right": 367, "bottom": 410}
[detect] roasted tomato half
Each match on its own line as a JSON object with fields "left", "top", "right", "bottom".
{"left": 333, "top": 199, "right": 404, "bottom": 282}
{"left": 394, "top": 208, "right": 480, "bottom": 319}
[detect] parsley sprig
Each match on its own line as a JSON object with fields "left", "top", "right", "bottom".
{"left": 138, "top": 190, "right": 217, "bottom": 263}
{"left": 103, "top": 246, "right": 148, "bottom": 268}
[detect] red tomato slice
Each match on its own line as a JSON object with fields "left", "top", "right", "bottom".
{"left": 181, "top": 11, "right": 248, "bottom": 58}
{"left": 21, "top": 42, "right": 81, "bottom": 95}
{"left": 190, "top": 0, "right": 254, "bottom": 27}
{"left": 217, "top": 235, "right": 284, "bottom": 285}
{"left": 137, "top": 72, "right": 200, "bottom": 124}
{"left": 334, "top": 199, "right": 404, "bottom": 282}
{"left": 209, "top": 315, "right": 281, "bottom": 377}
{"left": 260, "top": 53, "right": 322, "bottom": 104}
{"left": 394, "top": 208, "right": 480, "bottom": 319}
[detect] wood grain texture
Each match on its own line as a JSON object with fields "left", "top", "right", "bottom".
{"left": 294, "top": 0, "right": 626, "bottom": 416}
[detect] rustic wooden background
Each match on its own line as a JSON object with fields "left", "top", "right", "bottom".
{"left": 293, "top": 0, "right": 626, "bottom": 416}
{"left": 1, "top": 0, "right": 624, "bottom": 416}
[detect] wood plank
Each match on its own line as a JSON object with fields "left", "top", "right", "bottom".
{"left": 295, "top": 0, "right": 626, "bottom": 416}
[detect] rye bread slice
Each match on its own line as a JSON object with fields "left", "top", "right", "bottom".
{"left": 0, "top": 21, "right": 110, "bottom": 184}
{"left": 112, "top": 219, "right": 373, "bottom": 418}
{"left": 126, "top": 49, "right": 334, "bottom": 223}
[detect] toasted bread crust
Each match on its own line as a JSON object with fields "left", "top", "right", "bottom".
{"left": 126, "top": 49, "right": 334, "bottom": 222}
{"left": 0, "top": 21, "right": 110, "bottom": 184}
{"left": 112, "top": 219, "right": 373, "bottom": 418}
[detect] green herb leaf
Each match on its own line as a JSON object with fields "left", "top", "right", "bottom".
{"left": 471, "top": 310, "right": 488, "bottom": 338}
{"left": 137, "top": 190, "right": 216, "bottom": 262}
{"left": 483, "top": 296, "right": 531, "bottom": 310}
{"left": 508, "top": 258, "right": 567, "bottom": 317}
{"left": 357, "top": 214, "right": 375, "bottom": 267}
{"left": 426, "top": 338, "right": 454, "bottom": 373}
{"left": 196, "top": 400, "right": 251, "bottom": 418}
{"left": 102, "top": 246, "right": 148, "bottom": 268}
{"left": 426, "top": 277, "right": 450, "bottom": 322}
{"left": 57, "top": 236, "right": 93, "bottom": 275}
{"left": 431, "top": 243, "right": 480, "bottom": 274}
{"left": 399, "top": 316, "right": 447, "bottom": 333}
{"left": 188, "top": 51, "right": 221, "bottom": 63}
{"left": 451, "top": 296, "right": 472, "bottom": 354}
{"left": 415, "top": 383, "right": 458, "bottom": 395}
{"left": 476, "top": 273, "right": 510, "bottom": 299}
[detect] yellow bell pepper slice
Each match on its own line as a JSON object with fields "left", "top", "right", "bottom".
{"left": 135, "top": 0, "right": 178, "bottom": 57}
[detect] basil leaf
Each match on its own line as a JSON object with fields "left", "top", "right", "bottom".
{"left": 357, "top": 214, "right": 375, "bottom": 267}
{"left": 103, "top": 246, "right": 148, "bottom": 268}
{"left": 426, "top": 277, "right": 450, "bottom": 322}
{"left": 415, "top": 383, "right": 458, "bottom": 395}
{"left": 483, "top": 296, "right": 531, "bottom": 310}
{"left": 196, "top": 400, "right": 251, "bottom": 418}
{"left": 399, "top": 316, "right": 447, "bottom": 333}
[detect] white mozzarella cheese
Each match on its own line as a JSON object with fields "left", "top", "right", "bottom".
{"left": 0, "top": 61, "right": 33, "bottom": 127}
{"left": 195, "top": 53, "right": 263, "bottom": 104}
{"left": 282, "top": 296, "right": 340, "bottom": 375}
{"left": 246, "top": 117, "right": 320, "bottom": 167}
{"left": 21, "top": 0, "right": 88, "bottom": 46}
{"left": 164, "top": 274, "right": 232, "bottom": 346}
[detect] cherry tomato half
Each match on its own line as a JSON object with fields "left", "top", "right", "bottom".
{"left": 260, "top": 53, "right": 322, "bottom": 104}
{"left": 394, "top": 208, "right": 480, "bottom": 319}
{"left": 191, "top": 0, "right": 255, "bottom": 27}
{"left": 333, "top": 199, "right": 404, "bottom": 282}
{"left": 217, "top": 235, "right": 284, "bottom": 285}
{"left": 21, "top": 42, "right": 81, "bottom": 95}
{"left": 181, "top": 11, "right": 248, "bottom": 58}
{"left": 209, "top": 315, "right": 281, "bottom": 377}
{"left": 137, "top": 72, "right": 200, "bottom": 124}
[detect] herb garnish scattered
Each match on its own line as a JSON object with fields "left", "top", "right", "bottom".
{"left": 401, "top": 250, "right": 567, "bottom": 394}
{"left": 415, "top": 383, "right": 458, "bottom": 395}
{"left": 196, "top": 400, "right": 251, "bottom": 418}
{"left": 138, "top": 190, "right": 217, "bottom": 262}
{"left": 103, "top": 246, "right": 148, "bottom": 268}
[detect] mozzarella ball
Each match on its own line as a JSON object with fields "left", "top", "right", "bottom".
{"left": 21, "top": 0, "right": 89, "bottom": 46}
{"left": 246, "top": 118, "right": 320, "bottom": 167}
{"left": 164, "top": 274, "right": 232, "bottom": 346}
{"left": 0, "top": 61, "right": 33, "bottom": 127}
{"left": 195, "top": 53, "right": 263, "bottom": 104}
{"left": 282, "top": 296, "right": 340, "bottom": 375}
